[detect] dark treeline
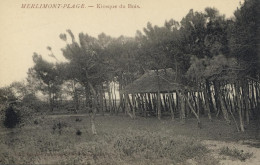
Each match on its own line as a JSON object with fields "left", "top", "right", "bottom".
{"left": 1, "top": 0, "right": 259, "bottom": 134}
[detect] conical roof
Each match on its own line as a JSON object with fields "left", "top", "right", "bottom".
{"left": 122, "top": 68, "right": 185, "bottom": 94}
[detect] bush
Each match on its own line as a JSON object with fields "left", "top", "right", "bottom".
{"left": 2, "top": 102, "right": 35, "bottom": 128}
{"left": 3, "top": 106, "right": 21, "bottom": 128}
{"left": 112, "top": 133, "right": 208, "bottom": 163}
{"left": 52, "top": 121, "right": 68, "bottom": 134}
{"left": 76, "top": 130, "right": 82, "bottom": 136}
{"left": 75, "top": 117, "right": 82, "bottom": 122}
{"left": 219, "top": 146, "right": 253, "bottom": 161}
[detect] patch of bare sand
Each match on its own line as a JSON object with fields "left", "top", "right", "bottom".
{"left": 202, "top": 140, "right": 260, "bottom": 165}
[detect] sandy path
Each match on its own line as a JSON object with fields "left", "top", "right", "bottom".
{"left": 203, "top": 140, "right": 260, "bottom": 165}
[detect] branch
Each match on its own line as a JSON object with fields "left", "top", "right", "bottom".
{"left": 246, "top": 76, "right": 260, "bottom": 83}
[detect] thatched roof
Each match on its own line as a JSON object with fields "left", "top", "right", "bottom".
{"left": 122, "top": 68, "right": 190, "bottom": 94}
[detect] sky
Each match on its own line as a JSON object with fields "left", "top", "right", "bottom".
{"left": 0, "top": 0, "right": 243, "bottom": 87}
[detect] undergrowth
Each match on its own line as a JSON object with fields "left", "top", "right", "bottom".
{"left": 0, "top": 115, "right": 211, "bottom": 165}
{"left": 0, "top": 130, "right": 209, "bottom": 164}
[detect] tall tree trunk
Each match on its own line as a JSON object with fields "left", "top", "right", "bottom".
{"left": 235, "top": 82, "right": 245, "bottom": 132}
{"left": 215, "top": 81, "right": 230, "bottom": 124}
{"left": 99, "top": 86, "right": 104, "bottom": 116}
{"left": 242, "top": 79, "right": 250, "bottom": 124}
{"left": 168, "top": 91, "right": 174, "bottom": 120}
{"left": 177, "top": 91, "right": 186, "bottom": 123}
{"left": 107, "top": 82, "right": 112, "bottom": 114}
{"left": 111, "top": 82, "right": 115, "bottom": 114}
{"left": 220, "top": 90, "right": 231, "bottom": 124}
{"left": 140, "top": 94, "right": 146, "bottom": 117}
{"left": 125, "top": 93, "right": 135, "bottom": 119}
{"left": 147, "top": 93, "right": 153, "bottom": 115}
{"left": 162, "top": 93, "right": 168, "bottom": 112}
{"left": 132, "top": 94, "right": 136, "bottom": 117}
{"left": 152, "top": 93, "right": 157, "bottom": 116}
{"left": 213, "top": 81, "right": 221, "bottom": 116}
{"left": 88, "top": 82, "right": 98, "bottom": 135}
{"left": 103, "top": 90, "right": 107, "bottom": 112}
{"left": 255, "top": 81, "right": 259, "bottom": 108}
{"left": 157, "top": 92, "right": 161, "bottom": 120}
{"left": 48, "top": 84, "right": 53, "bottom": 111}
{"left": 113, "top": 81, "right": 118, "bottom": 114}
{"left": 119, "top": 82, "right": 124, "bottom": 113}
{"left": 72, "top": 80, "right": 79, "bottom": 113}
{"left": 203, "top": 84, "right": 212, "bottom": 121}
{"left": 156, "top": 71, "right": 161, "bottom": 120}
{"left": 250, "top": 81, "right": 256, "bottom": 108}
{"left": 206, "top": 79, "right": 215, "bottom": 113}
{"left": 85, "top": 86, "right": 90, "bottom": 113}
{"left": 225, "top": 88, "right": 240, "bottom": 132}
{"left": 177, "top": 90, "right": 201, "bottom": 127}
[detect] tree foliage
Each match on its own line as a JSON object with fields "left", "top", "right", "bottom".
{"left": 228, "top": 0, "right": 259, "bottom": 77}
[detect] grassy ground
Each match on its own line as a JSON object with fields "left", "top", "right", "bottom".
{"left": 0, "top": 113, "right": 259, "bottom": 164}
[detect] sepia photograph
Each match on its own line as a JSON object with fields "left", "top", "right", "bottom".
{"left": 0, "top": 0, "right": 259, "bottom": 164}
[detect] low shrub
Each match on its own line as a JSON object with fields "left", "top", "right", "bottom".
{"left": 52, "top": 121, "right": 68, "bottom": 134}
{"left": 219, "top": 146, "right": 253, "bottom": 161}
{"left": 75, "top": 117, "right": 82, "bottom": 122}
{"left": 113, "top": 133, "right": 207, "bottom": 162}
{"left": 3, "top": 106, "right": 21, "bottom": 128}
{"left": 76, "top": 130, "right": 82, "bottom": 136}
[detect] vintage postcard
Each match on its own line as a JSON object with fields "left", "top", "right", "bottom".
{"left": 0, "top": 0, "right": 259, "bottom": 164}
